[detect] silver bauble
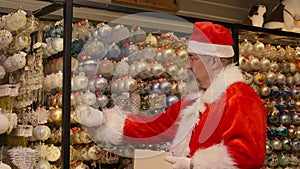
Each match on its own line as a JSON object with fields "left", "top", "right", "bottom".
{"left": 260, "top": 86, "right": 271, "bottom": 97}
{"left": 266, "top": 142, "right": 273, "bottom": 155}
{"left": 270, "top": 62, "right": 279, "bottom": 72}
{"left": 260, "top": 58, "right": 271, "bottom": 72}
{"left": 82, "top": 59, "right": 98, "bottom": 76}
{"left": 279, "top": 61, "right": 290, "bottom": 73}
{"left": 294, "top": 73, "right": 300, "bottom": 85}
{"left": 167, "top": 95, "right": 179, "bottom": 107}
{"left": 82, "top": 91, "right": 96, "bottom": 106}
{"left": 290, "top": 62, "right": 297, "bottom": 73}
{"left": 286, "top": 75, "right": 294, "bottom": 85}
{"left": 162, "top": 49, "right": 175, "bottom": 61}
{"left": 87, "top": 78, "right": 96, "bottom": 92}
{"left": 125, "top": 77, "right": 138, "bottom": 92}
{"left": 166, "top": 64, "right": 178, "bottom": 78}
{"left": 277, "top": 73, "right": 286, "bottom": 84}
{"left": 95, "top": 76, "right": 108, "bottom": 91}
{"left": 160, "top": 80, "right": 171, "bottom": 94}
{"left": 265, "top": 72, "right": 277, "bottom": 85}
{"left": 96, "top": 94, "right": 109, "bottom": 108}
{"left": 151, "top": 63, "right": 165, "bottom": 77}
{"left": 271, "top": 139, "right": 282, "bottom": 150}
{"left": 249, "top": 57, "right": 260, "bottom": 71}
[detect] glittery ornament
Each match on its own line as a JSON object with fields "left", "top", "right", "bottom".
{"left": 145, "top": 33, "right": 157, "bottom": 46}
{"left": 130, "top": 92, "right": 141, "bottom": 113}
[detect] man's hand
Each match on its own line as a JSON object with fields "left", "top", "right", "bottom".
{"left": 165, "top": 156, "right": 192, "bottom": 169}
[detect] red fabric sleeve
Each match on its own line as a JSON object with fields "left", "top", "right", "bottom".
{"left": 122, "top": 99, "right": 185, "bottom": 144}
{"left": 221, "top": 84, "right": 267, "bottom": 168}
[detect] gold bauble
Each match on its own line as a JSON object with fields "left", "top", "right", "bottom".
{"left": 50, "top": 106, "right": 62, "bottom": 124}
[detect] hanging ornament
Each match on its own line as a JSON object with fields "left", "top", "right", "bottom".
{"left": 81, "top": 57, "right": 98, "bottom": 76}
{"left": 145, "top": 33, "right": 157, "bottom": 46}
{"left": 265, "top": 72, "right": 277, "bottom": 85}
{"left": 5, "top": 9, "right": 27, "bottom": 32}
{"left": 130, "top": 26, "right": 146, "bottom": 43}
{"left": 0, "top": 30, "right": 13, "bottom": 50}
{"left": 249, "top": 56, "right": 260, "bottom": 71}
{"left": 46, "top": 144, "right": 61, "bottom": 162}
{"left": 270, "top": 62, "right": 279, "bottom": 72}
{"left": 97, "top": 59, "right": 114, "bottom": 78}
{"left": 253, "top": 40, "right": 265, "bottom": 58}
{"left": 93, "top": 23, "right": 112, "bottom": 42}
{"left": 96, "top": 92, "right": 109, "bottom": 108}
{"left": 166, "top": 95, "right": 179, "bottom": 107}
{"left": 82, "top": 90, "right": 96, "bottom": 106}
{"left": 277, "top": 73, "right": 286, "bottom": 84}
{"left": 94, "top": 75, "right": 108, "bottom": 91}
{"left": 260, "top": 58, "right": 271, "bottom": 72}
{"left": 49, "top": 106, "right": 63, "bottom": 124}
{"left": 239, "top": 38, "right": 253, "bottom": 56}
{"left": 73, "top": 73, "right": 89, "bottom": 90}
{"left": 276, "top": 45, "right": 286, "bottom": 61}
{"left": 106, "top": 43, "right": 122, "bottom": 61}
{"left": 33, "top": 125, "right": 51, "bottom": 141}
{"left": 0, "top": 113, "right": 9, "bottom": 134}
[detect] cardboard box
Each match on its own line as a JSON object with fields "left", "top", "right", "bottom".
{"left": 133, "top": 149, "right": 173, "bottom": 169}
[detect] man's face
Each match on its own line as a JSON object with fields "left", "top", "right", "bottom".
{"left": 187, "top": 53, "right": 212, "bottom": 89}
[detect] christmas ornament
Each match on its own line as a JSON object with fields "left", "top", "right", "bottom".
{"left": 33, "top": 125, "right": 51, "bottom": 141}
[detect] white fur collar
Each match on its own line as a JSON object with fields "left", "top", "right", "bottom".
{"left": 170, "top": 64, "right": 244, "bottom": 156}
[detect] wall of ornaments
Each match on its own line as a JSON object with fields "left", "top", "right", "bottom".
{"left": 0, "top": 7, "right": 191, "bottom": 169}
{"left": 238, "top": 34, "right": 300, "bottom": 168}
{"left": 65, "top": 21, "right": 190, "bottom": 169}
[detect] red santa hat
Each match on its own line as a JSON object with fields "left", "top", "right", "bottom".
{"left": 187, "top": 22, "right": 235, "bottom": 58}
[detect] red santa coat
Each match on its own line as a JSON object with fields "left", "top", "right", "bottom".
{"left": 95, "top": 65, "right": 267, "bottom": 169}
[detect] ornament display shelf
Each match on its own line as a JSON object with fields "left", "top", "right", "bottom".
{"left": 237, "top": 25, "right": 300, "bottom": 168}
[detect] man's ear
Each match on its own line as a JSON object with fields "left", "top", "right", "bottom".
{"left": 211, "top": 56, "right": 222, "bottom": 71}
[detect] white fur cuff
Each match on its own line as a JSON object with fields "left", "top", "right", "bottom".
{"left": 191, "top": 142, "right": 237, "bottom": 169}
{"left": 92, "top": 106, "right": 127, "bottom": 145}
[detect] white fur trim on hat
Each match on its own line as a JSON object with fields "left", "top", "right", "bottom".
{"left": 191, "top": 142, "right": 237, "bottom": 169}
{"left": 187, "top": 40, "right": 234, "bottom": 58}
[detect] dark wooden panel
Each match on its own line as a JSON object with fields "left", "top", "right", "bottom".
{"left": 112, "top": 0, "right": 180, "bottom": 11}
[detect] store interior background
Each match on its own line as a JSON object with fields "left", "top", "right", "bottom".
{"left": 0, "top": 0, "right": 279, "bottom": 31}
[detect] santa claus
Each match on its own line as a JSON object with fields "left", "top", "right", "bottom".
{"left": 82, "top": 21, "right": 267, "bottom": 169}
